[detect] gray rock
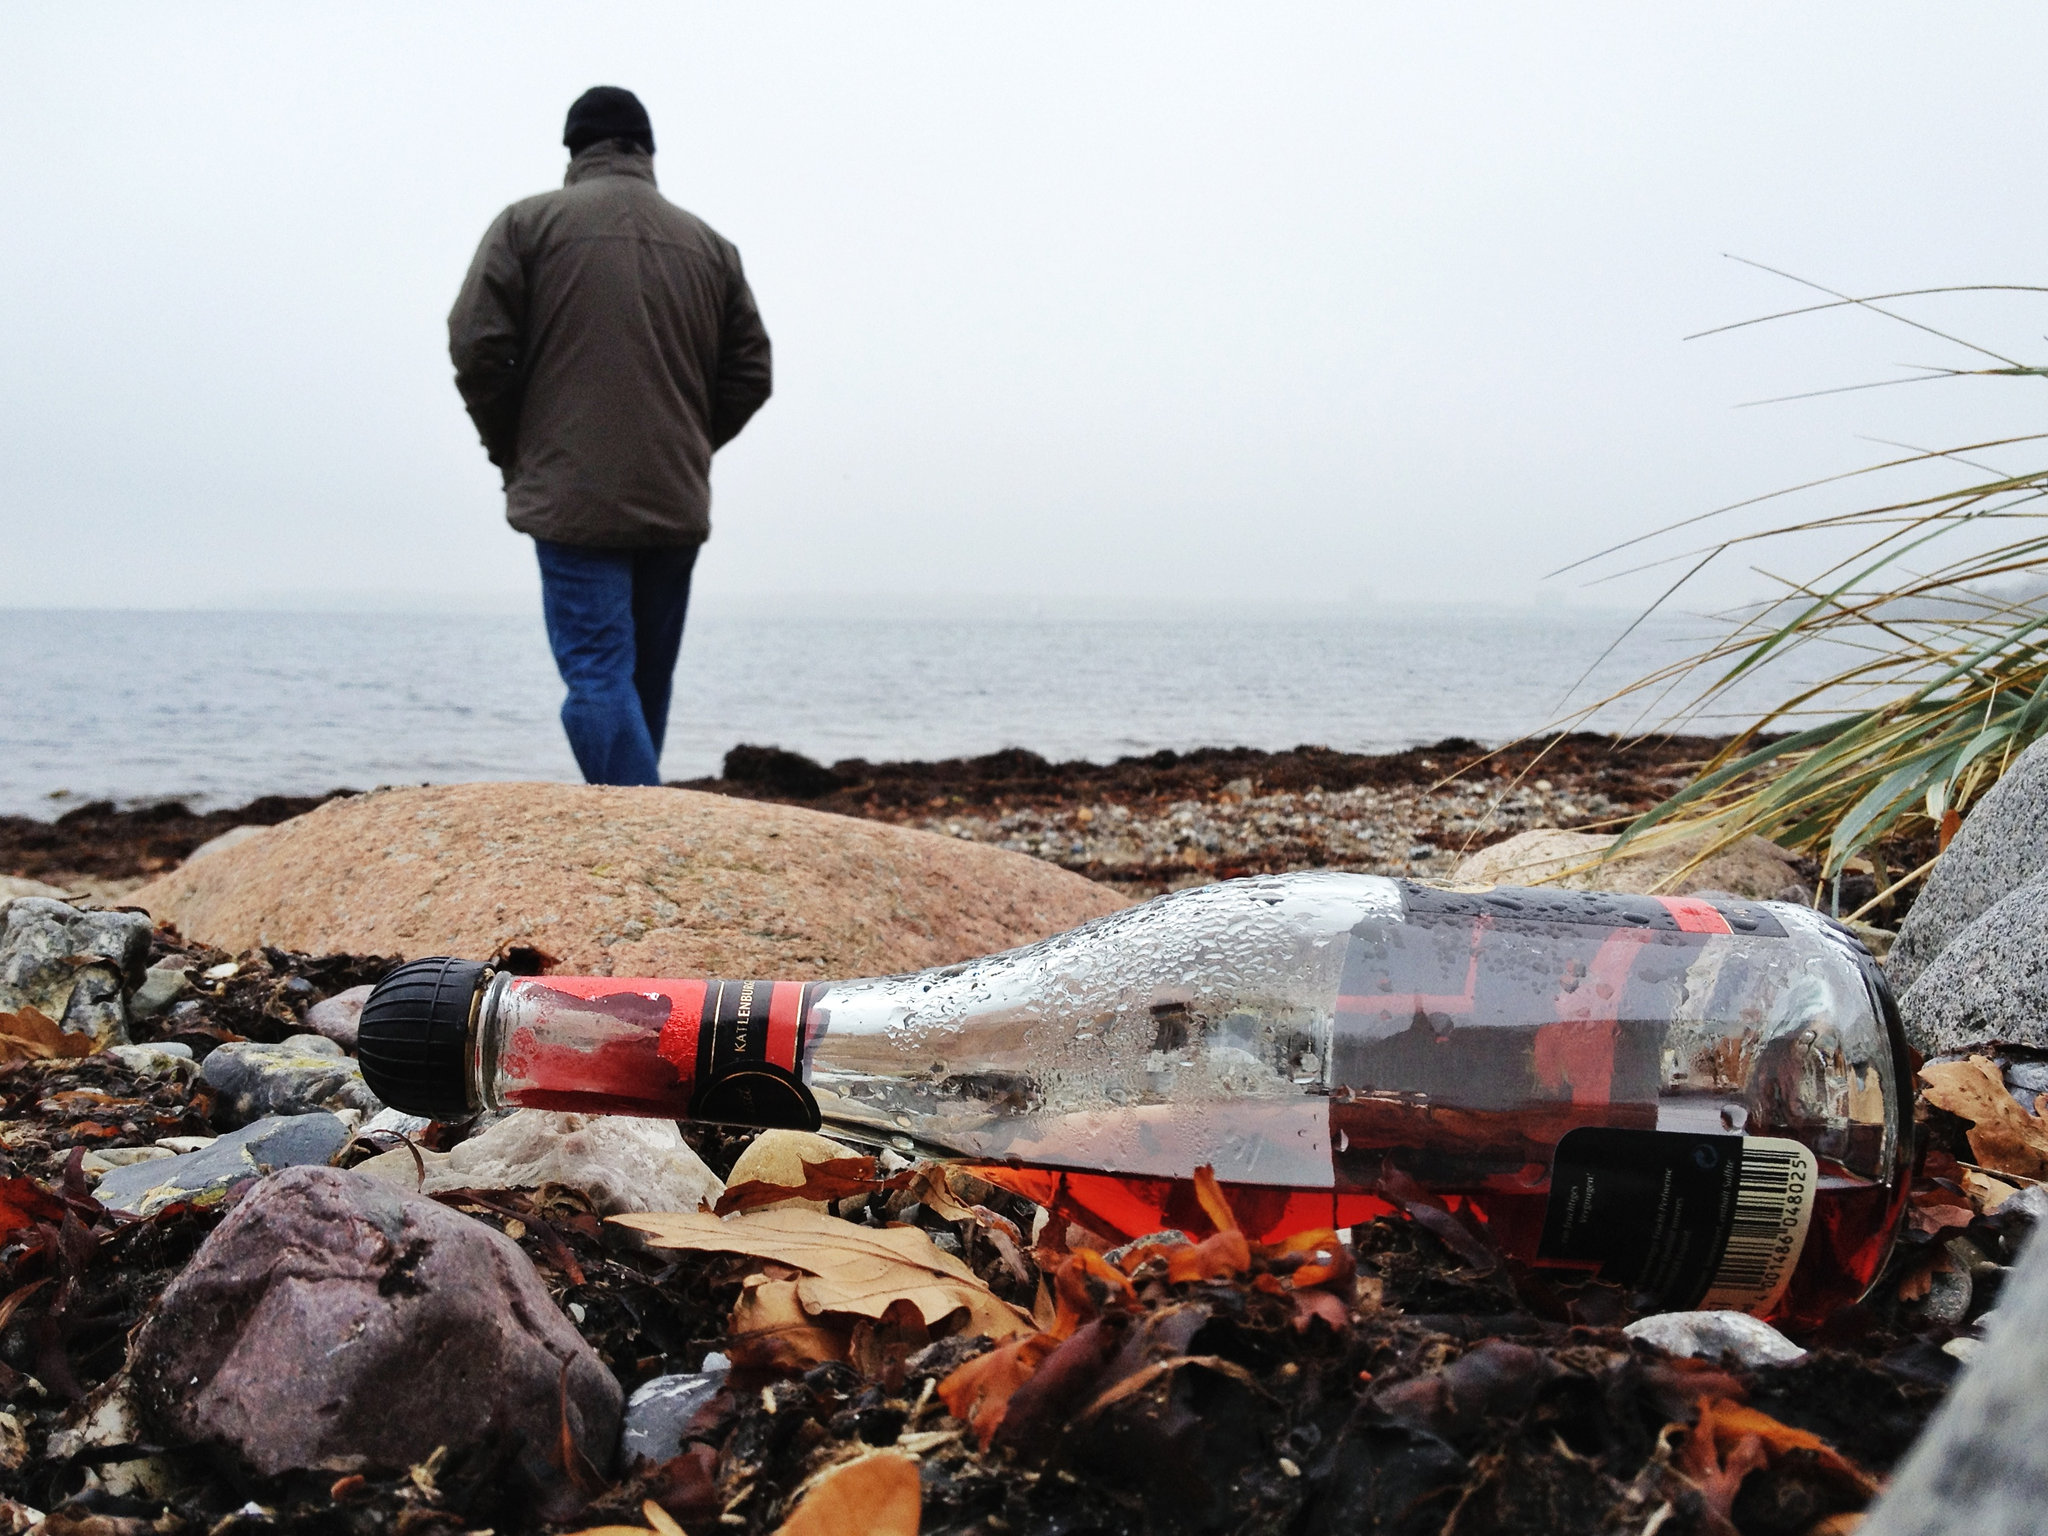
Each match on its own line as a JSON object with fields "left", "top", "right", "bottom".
{"left": 2004, "top": 1183, "right": 2048, "bottom": 1226}
{"left": 83, "top": 1145, "right": 178, "bottom": 1173}
{"left": 1912, "top": 1264, "right": 1975, "bottom": 1328}
{"left": 1899, "top": 879, "right": 2048, "bottom": 1054}
{"left": 201, "top": 1033, "right": 380, "bottom": 1122}
{"left": 353, "top": 1109, "right": 722, "bottom": 1216}
{"left": 619, "top": 1356, "right": 728, "bottom": 1466}
{"left": 127, "top": 964, "right": 192, "bottom": 1020}
{"left": 1623, "top": 1310, "right": 1807, "bottom": 1367}
{"left": 0, "top": 898, "right": 152, "bottom": 1046}
{"left": 358, "top": 1105, "right": 433, "bottom": 1141}
{"left": 126, "top": 1165, "right": 619, "bottom": 1515}
{"left": 2004, "top": 1058, "right": 2048, "bottom": 1095}
{"left": 1861, "top": 1197, "right": 2048, "bottom": 1536}
{"left": 302, "top": 983, "right": 372, "bottom": 1050}
{"left": 105, "top": 1042, "right": 196, "bottom": 1080}
{"left": 1890, "top": 736, "right": 2048, "bottom": 988}
{"left": 94, "top": 1112, "right": 349, "bottom": 1216}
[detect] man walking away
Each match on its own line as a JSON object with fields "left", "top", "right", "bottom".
{"left": 449, "top": 86, "right": 771, "bottom": 785}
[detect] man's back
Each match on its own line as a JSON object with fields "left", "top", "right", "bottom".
{"left": 449, "top": 141, "right": 771, "bottom": 548}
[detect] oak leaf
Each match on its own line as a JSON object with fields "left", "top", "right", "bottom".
{"left": 1919, "top": 1056, "right": 2048, "bottom": 1181}
{"left": 612, "top": 1207, "right": 1034, "bottom": 1340}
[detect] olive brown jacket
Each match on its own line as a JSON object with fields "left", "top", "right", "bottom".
{"left": 448, "top": 143, "right": 771, "bottom": 547}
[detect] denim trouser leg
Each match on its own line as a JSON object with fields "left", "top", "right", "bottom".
{"left": 534, "top": 540, "right": 697, "bottom": 786}
{"left": 627, "top": 544, "right": 700, "bottom": 762}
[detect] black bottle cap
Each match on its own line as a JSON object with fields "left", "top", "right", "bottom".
{"left": 356, "top": 957, "right": 488, "bottom": 1120}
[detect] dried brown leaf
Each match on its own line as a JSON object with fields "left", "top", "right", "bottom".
{"left": 721, "top": 1131, "right": 887, "bottom": 1213}
{"left": 775, "top": 1451, "right": 920, "bottom": 1536}
{"left": 0, "top": 1007, "right": 97, "bottom": 1064}
{"left": 1896, "top": 1258, "right": 1936, "bottom": 1302}
{"left": 1698, "top": 1398, "right": 1876, "bottom": 1496}
{"left": 937, "top": 1333, "right": 1058, "bottom": 1450}
{"left": 729, "top": 1275, "right": 849, "bottom": 1371}
{"left": 1165, "top": 1230, "right": 1252, "bottom": 1282}
{"left": 1920, "top": 1056, "right": 2048, "bottom": 1181}
{"left": 0, "top": 1178, "right": 67, "bottom": 1240}
{"left": 613, "top": 1207, "right": 1034, "bottom": 1339}
{"left": 905, "top": 1164, "right": 977, "bottom": 1223}
{"left": 718, "top": 1156, "right": 896, "bottom": 1216}
{"left": 1907, "top": 1187, "right": 1976, "bottom": 1237}
{"left": 1192, "top": 1164, "right": 1239, "bottom": 1234}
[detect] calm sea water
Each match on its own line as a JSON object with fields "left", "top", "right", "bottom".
{"left": 1, "top": 604, "right": 1821, "bottom": 818}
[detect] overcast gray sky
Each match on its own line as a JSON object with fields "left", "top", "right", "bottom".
{"left": 5, "top": 3, "right": 2047, "bottom": 614}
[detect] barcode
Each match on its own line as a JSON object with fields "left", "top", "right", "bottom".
{"left": 1703, "top": 1139, "right": 1817, "bottom": 1312}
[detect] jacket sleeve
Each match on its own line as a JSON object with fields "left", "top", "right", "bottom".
{"left": 709, "top": 251, "right": 772, "bottom": 450}
{"left": 447, "top": 207, "right": 527, "bottom": 473}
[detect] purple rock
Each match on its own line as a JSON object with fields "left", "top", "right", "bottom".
{"left": 127, "top": 1165, "right": 619, "bottom": 1514}
{"left": 303, "top": 983, "right": 373, "bottom": 1050}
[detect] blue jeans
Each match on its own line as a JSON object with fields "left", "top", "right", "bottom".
{"left": 533, "top": 539, "right": 701, "bottom": 786}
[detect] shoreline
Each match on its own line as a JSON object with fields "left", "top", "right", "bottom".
{"left": 1, "top": 732, "right": 1778, "bottom": 905}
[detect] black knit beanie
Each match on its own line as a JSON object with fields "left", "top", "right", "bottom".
{"left": 563, "top": 86, "right": 654, "bottom": 156}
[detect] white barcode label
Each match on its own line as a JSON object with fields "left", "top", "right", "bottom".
{"left": 1700, "top": 1136, "right": 1818, "bottom": 1315}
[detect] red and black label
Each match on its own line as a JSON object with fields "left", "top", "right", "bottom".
{"left": 684, "top": 979, "right": 824, "bottom": 1130}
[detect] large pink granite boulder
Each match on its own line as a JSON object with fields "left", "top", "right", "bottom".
{"left": 131, "top": 782, "right": 1129, "bottom": 978}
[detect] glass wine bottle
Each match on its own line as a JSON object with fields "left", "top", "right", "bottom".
{"left": 356, "top": 873, "right": 1911, "bottom": 1325}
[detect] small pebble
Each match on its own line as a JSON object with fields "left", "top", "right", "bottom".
{"left": 1624, "top": 1311, "right": 1807, "bottom": 1367}
{"left": 1915, "top": 1265, "right": 1974, "bottom": 1328}
{"left": 2004, "top": 1059, "right": 2048, "bottom": 1094}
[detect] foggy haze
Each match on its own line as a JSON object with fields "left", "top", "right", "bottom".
{"left": 5, "top": 4, "right": 2047, "bottom": 616}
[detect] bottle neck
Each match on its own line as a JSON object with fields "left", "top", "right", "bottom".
{"left": 478, "top": 971, "right": 827, "bottom": 1128}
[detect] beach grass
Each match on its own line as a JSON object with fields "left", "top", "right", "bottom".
{"left": 1557, "top": 273, "right": 2048, "bottom": 915}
